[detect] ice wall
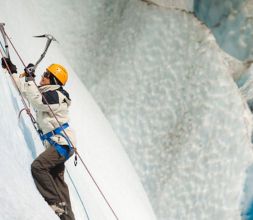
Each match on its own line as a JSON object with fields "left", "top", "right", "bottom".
{"left": 194, "top": 1, "right": 253, "bottom": 219}
{"left": 87, "top": 2, "right": 253, "bottom": 219}
{"left": 3, "top": 0, "right": 253, "bottom": 219}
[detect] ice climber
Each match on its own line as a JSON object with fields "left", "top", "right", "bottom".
{"left": 1, "top": 58, "right": 76, "bottom": 220}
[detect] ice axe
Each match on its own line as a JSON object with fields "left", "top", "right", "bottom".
{"left": 33, "top": 34, "right": 57, "bottom": 70}
{"left": 20, "top": 34, "right": 57, "bottom": 77}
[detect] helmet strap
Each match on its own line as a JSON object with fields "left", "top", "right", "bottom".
{"left": 53, "top": 77, "right": 58, "bottom": 85}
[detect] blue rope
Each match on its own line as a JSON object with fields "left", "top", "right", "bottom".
{"left": 66, "top": 169, "right": 90, "bottom": 220}
{"left": 0, "top": 40, "right": 6, "bottom": 55}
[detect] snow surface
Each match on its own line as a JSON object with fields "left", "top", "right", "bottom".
{"left": 0, "top": 1, "right": 156, "bottom": 220}
{"left": 1, "top": 0, "right": 253, "bottom": 220}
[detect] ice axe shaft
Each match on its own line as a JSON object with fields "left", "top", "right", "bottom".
{"left": 0, "top": 23, "right": 10, "bottom": 58}
{"left": 33, "top": 34, "right": 57, "bottom": 69}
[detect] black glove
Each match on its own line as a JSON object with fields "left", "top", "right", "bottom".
{"left": 24, "top": 63, "right": 35, "bottom": 77}
{"left": 1, "top": 57, "right": 17, "bottom": 73}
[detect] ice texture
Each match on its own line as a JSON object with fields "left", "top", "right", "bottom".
{"left": 0, "top": 0, "right": 253, "bottom": 220}
{"left": 195, "top": 0, "right": 253, "bottom": 61}
{"left": 86, "top": 2, "right": 253, "bottom": 219}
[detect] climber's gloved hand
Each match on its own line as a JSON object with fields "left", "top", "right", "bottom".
{"left": 22, "top": 63, "right": 36, "bottom": 82}
{"left": 1, "top": 57, "right": 17, "bottom": 73}
{"left": 24, "top": 63, "right": 35, "bottom": 77}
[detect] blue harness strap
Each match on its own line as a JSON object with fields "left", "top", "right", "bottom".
{"left": 40, "top": 123, "right": 73, "bottom": 159}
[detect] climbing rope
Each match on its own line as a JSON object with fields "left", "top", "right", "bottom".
{"left": 0, "top": 40, "right": 6, "bottom": 54}
{"left": 66, "top": 169, "right": 90, "bottom": 220}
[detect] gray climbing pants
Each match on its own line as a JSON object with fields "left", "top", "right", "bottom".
{"left": 31, "top": 146, "right": 75, "bottom": 220}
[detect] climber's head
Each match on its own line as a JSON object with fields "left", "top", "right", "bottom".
{"left": 40, "top": 64, "right": 68, "bottom": 86}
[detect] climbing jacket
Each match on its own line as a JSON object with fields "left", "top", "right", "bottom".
{"left": 12, "top": 73, "right": 76, "bottom": 152}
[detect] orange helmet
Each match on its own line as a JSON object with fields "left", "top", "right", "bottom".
{"left": 46, "top": 64, "right": 68, "bottom": 85}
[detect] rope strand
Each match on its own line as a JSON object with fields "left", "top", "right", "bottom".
{"left": 76, "top": 152, "right": 119, "bottom": 220}
{"left": 0, "top": 40, "right": 6, "bottom": 54}
{"left": 66, "top": 168, "right": 90, "bottom": 220}
{"left": 0, "top": 51, "right": 33, "bottom": 123}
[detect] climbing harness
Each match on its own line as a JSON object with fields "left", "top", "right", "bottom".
{"left": 0, "top": 23, "right": 119, "bottom": 220}
{"left": 40, "top": 123, "right": 73, "bottom": 159}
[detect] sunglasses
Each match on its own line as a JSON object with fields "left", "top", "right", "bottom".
{"left": 42, "top": 71, "right": 51, "bottom": 78}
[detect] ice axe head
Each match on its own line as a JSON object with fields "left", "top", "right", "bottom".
{"left": 44, "top": 34, "right": 57, "bottom": 42}
{"left": 33, "top": 34, "right": 58, "bottom": 43}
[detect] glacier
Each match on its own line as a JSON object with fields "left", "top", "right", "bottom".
{"left": 1, "top": 0, "right": 253, "bottom": 220}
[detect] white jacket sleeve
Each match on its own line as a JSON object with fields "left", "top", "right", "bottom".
{"left": 12, "top": 74, "right": 60, "bottom": 112}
